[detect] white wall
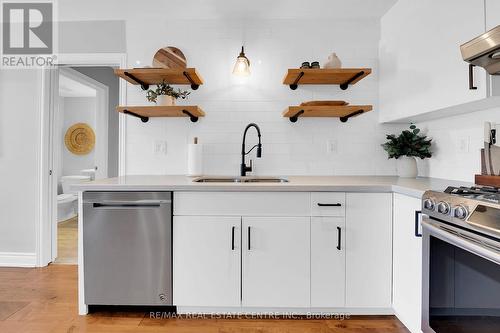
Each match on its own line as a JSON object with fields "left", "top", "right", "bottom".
{"left": 416, "top": 106, "right": 500, "bottom": 183}
{"left": 60, "top": 97, "right": 96, "bottom": 177}
{"left": 124, "top": 18, "right": 402, "bottom": 176}
{"left": 0, "top": 70, "right": 39, "bottom": 259}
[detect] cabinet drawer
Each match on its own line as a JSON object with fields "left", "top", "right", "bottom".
{"left": 311, "top": 192, "right": 345, "bottom": 216}
{"left": 174, "top": 192, "right": 310, "bottom": 216}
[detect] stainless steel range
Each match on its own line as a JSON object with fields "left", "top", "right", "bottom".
{"left": 421, "top": 186, "right": 500, "bottom": 333}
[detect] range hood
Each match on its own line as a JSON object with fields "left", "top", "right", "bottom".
{"left": 461, "top": 25, "right": 500, "bottom": 75}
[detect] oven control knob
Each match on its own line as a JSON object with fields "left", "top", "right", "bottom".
{"left": 437, "top": 201, "right": 451, "bottom": 215}
{"left": 454, "top": 205, "right": 469, "bottom": 220}
{"left": 423, "top": 198, "right": 435, "bottom": 211}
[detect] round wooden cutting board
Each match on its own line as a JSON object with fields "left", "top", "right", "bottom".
{"left": 152, "top": 46, "right": 187, "bottom": 69}
{"left": 64, "top": 123, "right": 95, "bottom": 155}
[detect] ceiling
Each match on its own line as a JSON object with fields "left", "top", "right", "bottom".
{"left": 59, "top": 0, "right": 398, "bottom": 21}
{"left": 59, "top": 74, "right": 97, "bottom": 98}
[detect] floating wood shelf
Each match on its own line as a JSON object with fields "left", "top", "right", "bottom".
{"left": 117, "top": 105, "right": 205, "bottom": 123}
{"left": 283, "top": 105, "right": 373, "bottom": 123}
{"left": 114, "top": 68, "right": 204, "bottom": 90}
{"left": 283, "top": 68, "right": 371, "bottom": 90}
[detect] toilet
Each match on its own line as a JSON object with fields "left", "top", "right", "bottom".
{"left": 57, "top": 175, "right": 91, "bottom": 223}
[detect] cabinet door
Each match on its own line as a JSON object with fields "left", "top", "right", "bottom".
{"left": 393, "top": 193, "right": 423, "bottom": 333}
{"left": 380, "top": 0, "right": 487, "bottom": 122}
{"left": 345, "top": 193, "right": 392, "bottom": 308}
{"left": 242, "top": 217, "right": 310, "bottom": 307}
{"left": 486, "top": 0, "right": 500, "bottom": 31}
{"left": 311, "top": 217, "right": 345, "bottom": 307}
{"left": 173, "top": 216, "right": 241, "bottom": 307}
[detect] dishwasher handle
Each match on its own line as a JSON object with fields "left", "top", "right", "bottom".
{"left": 90, "top": 200, "right": 171, "bottom": 209}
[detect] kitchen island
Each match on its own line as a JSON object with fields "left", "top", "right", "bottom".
{"left": 73, "top": 175, "right": 470, "bottom": 318}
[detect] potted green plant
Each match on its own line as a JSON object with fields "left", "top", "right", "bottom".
{"left": 382, "top": 124, "right": 432, "bottom": 178}
{"left": 145, "top": 81, "right": 190, "bottom": 106}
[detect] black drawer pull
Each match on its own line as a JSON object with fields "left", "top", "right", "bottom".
{"left": 317, "top": 203, "right": 342, "bottom": 207}
{"left": 248, "top": 226, "right": 251, "bottom": 250}
{"left": 337, "top": 226, "right": 342, "bottom": 250}
{"left": 231, "top": 226, "right": 235, "bottom": 251}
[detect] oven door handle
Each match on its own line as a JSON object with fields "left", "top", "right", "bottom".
{"left": 422, "top": 220, "right": 500, "bottom": 265}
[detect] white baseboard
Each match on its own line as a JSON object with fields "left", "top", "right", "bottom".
{"left": 0, "top": 252, "right": 37, "bottom": 267}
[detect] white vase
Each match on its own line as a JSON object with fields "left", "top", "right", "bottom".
{"left": 396, "top": 156, "right": 418, "bottom": 178}
{"left": 323, "top": 53, "right": 342, "bottom": 69}
{"left": 157, "top": 95, "right": 175, "bottom": 106}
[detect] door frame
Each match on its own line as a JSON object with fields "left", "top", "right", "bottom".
{"left": 37, "top": 53, "right": 127, "bottom": 266}
{"left": 59, "top": 67, "right": 109, "bottom": 179}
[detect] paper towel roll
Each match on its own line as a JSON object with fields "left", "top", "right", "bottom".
{"left": 187, "top": 143, "right": 203, "bottom": 176}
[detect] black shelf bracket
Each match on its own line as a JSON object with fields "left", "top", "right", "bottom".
{"left": 289, "top": 71, "right": 304, "bottom": 90}
{"left": 124, "top": 72, "right": 149, "bottom": 90}
{"left": 182, "top": 109, "right": 199, "bottom": 122}
{"left": 123, "top": 110, "right": 149, "bottom": 123}
{"left": 339, "top": 71, "right": 365, "bottom": 90}
{"left": 339, "top": 109, "right": 364, "bottom": 122}
{"left": 289, "top": 110, "right": 304, "bottom": 122}
{"left": 183, "top": 71, "right": 199, "bottom": 90}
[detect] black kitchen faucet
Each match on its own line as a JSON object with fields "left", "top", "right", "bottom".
{"left": 240, "top": 123, "right": 262, "bottom": 176}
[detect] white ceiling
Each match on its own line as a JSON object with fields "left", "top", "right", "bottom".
{"left": 59, "top": 0, "right": 398, "bottom": 21}
{"left": 59, "top": 74, "right": 97, "bottom": 98}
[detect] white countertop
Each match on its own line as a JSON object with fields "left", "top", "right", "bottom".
{"left": 71, "top": 175, "right": 472, "bottom": 199}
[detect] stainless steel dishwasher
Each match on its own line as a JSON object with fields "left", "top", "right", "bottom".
{"left": 83, "top": 191, "right": 172, "bottom": 306}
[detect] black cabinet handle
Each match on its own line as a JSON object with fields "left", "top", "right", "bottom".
{"left": 469, "top": 64, "right": 478, "bottom": 90}
{"left": 337, "top": 226, "right": 342, "bottom": 250}
{"left": 247, "top": 226, "right": 251, "bottom": 250}
{"left": 415, "top": 210, "right": 422, "bottom": 237}
{"left": 231, "top": 226, "right": 235, "bottom": 251}
{"left": 317, "top": 203, "right": 342, "bottom": 207}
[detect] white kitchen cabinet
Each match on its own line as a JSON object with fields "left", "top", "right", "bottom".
{"left": 173, "top": 216, "right": 241, "bottom": 307}
{"left": 311, "top": 217, "right": 345, "bottom": 307}
{"left": 486, "top": 0, "right": 500, "bottom": 31}
{"left": 393, "top": 193, "right": 423, "bottom": 333}
{"left": 345, "top": 193, "right": 392, "bottom": 309}
{"left": 379, "top": 0, "right": 492, "bottom": 123}
{"left": 242, "top": 217, "right": 310, "bottom": 307}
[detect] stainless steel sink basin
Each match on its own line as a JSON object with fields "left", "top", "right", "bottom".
{"left": 193, "top": 177, "right": 289, "bottom": 183}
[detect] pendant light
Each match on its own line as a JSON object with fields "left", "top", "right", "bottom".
{"left": 232, "top": 46, "right": 250, "bottom": 76}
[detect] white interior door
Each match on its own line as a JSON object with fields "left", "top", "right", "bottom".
{"left": 242, "top": 216, "right": 310, "bottom": 307}
{"left": 173, "top": 216, "right": 241, "bottom": 307}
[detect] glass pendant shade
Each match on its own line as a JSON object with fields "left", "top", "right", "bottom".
{"left": 232, "top": 46, "right": 250, "bottom": 76}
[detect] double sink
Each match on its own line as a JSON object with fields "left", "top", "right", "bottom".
{"left": 194, "top": 176, "right": 289, "bottom": 183}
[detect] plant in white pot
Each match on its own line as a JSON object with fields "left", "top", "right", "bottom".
{"left": 146, "top": 81, "right": 190, "bottom": 106}
{"left": 382, "top": 125, "right": 432, "bottom": 178}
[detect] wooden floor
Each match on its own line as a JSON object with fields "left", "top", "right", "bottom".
{"left": 0, "top": 265, "right": 409, "bottom": 333}
{"left": 54, "top": 217, "right": 78, "bottom": 265}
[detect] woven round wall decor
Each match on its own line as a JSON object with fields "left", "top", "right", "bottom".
{"left": 64, "top": 123, "right": 95, "bottom": 155}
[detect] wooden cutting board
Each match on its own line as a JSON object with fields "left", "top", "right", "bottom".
{"left": 153, "top": 46, "right": 187, "bottom": 69}
{"left": 300, "top": 100, "right": 348, "bottom": 106}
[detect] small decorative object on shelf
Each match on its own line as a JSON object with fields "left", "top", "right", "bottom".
{"left": 145, "top": 81, "right": 190, "bottom": 106}
{"left": 152, "top": 46, "right": 187, "bottom": 69}
{"left": 382, "top": 124, "right": 432, "bottom": 178}
{"left": 310, "top": 61, "right": 320, "bottom": 69}
{"left": 300, "top": 62, "right": 310, "bottom": 69}
{"left": 323, "top": 53, "right": 342, "bottom": 69}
